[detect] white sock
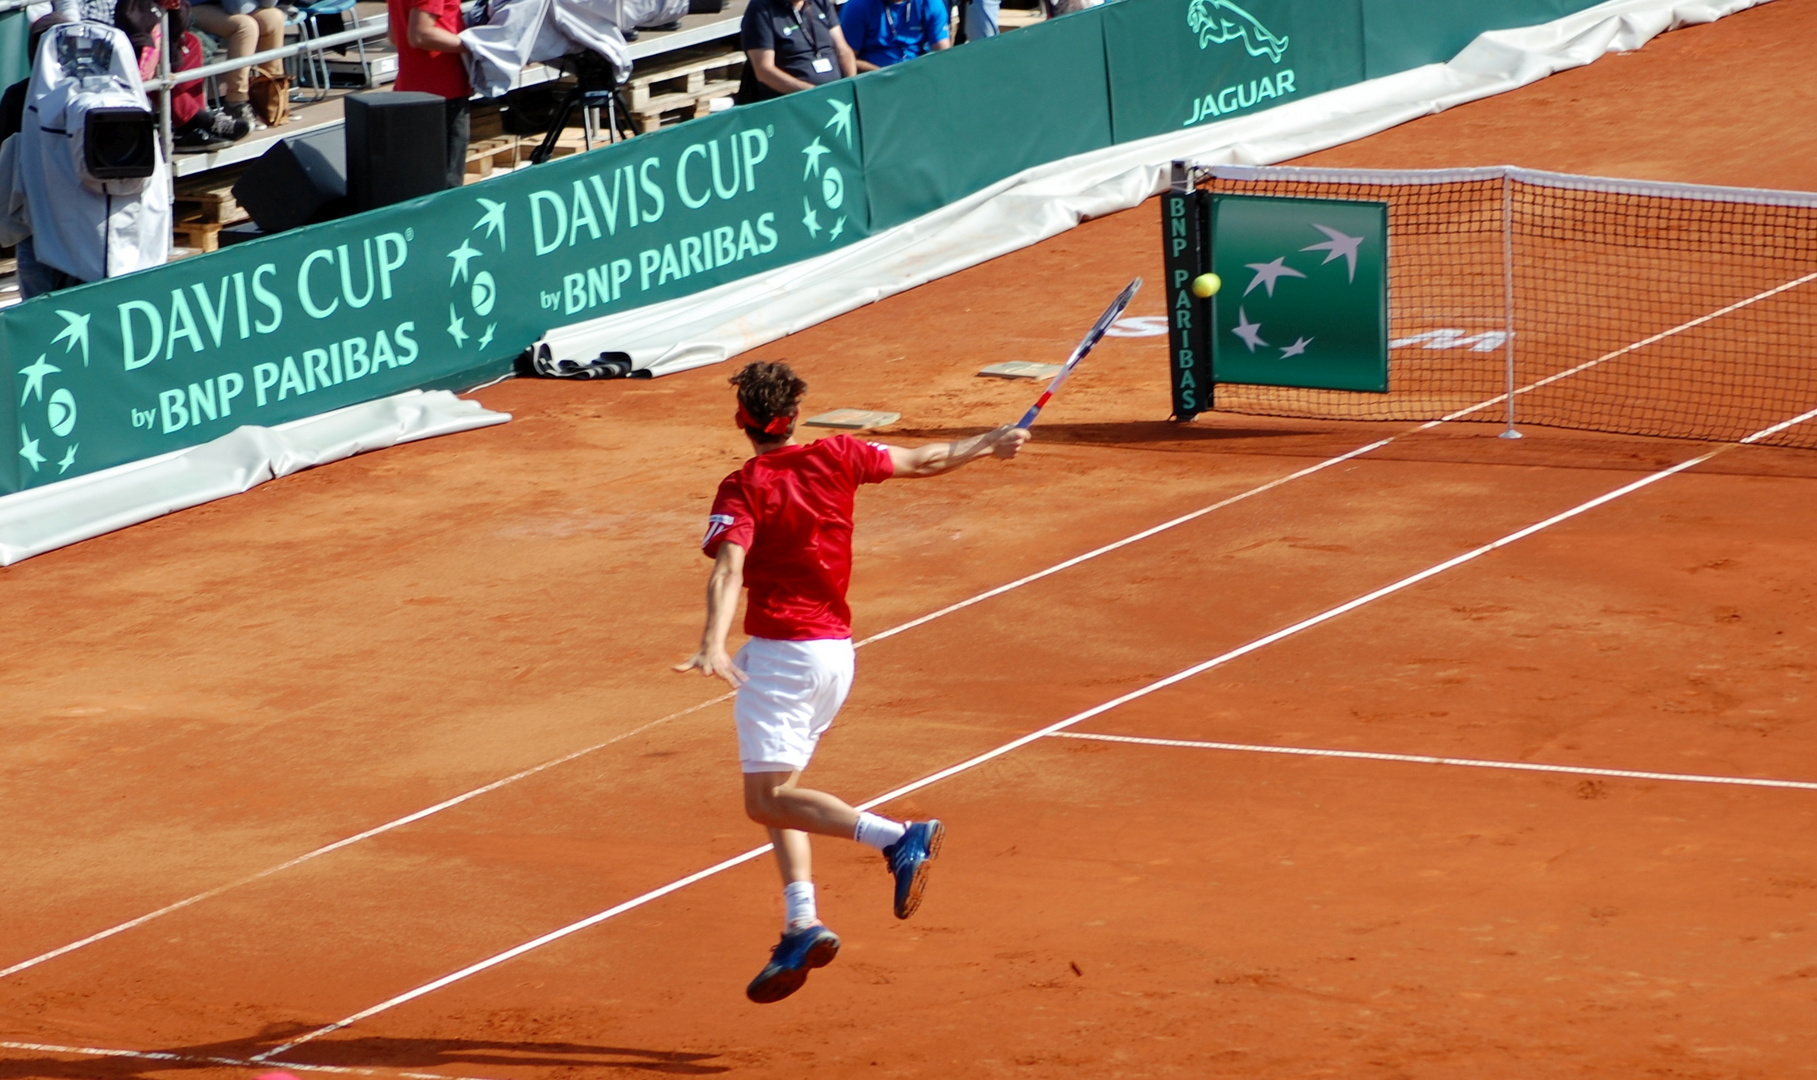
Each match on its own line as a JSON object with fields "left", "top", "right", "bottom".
{"left": 783, "top": 881, "right": 817, "bottom": 929}
{"left": 853, "top": 812, "right": 907, "bottom": 852}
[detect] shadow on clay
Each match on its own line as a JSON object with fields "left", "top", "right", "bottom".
{"left": 889, "top": 420, "right": 1327, "bottom": 444}
{"left": 0, "top": 1021, "right": 730, "bottom": 1078}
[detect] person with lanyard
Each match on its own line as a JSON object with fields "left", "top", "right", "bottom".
{"left": 735, "top": 0, "right": 856, "bottom": 104}
{"left": 839, "top": 0, "right": 948, "bottom": 71}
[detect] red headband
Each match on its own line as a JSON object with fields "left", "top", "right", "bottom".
{"left": 736, "top": 404, "right": 794, "bottom": 437}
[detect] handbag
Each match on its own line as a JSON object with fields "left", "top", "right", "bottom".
{"left": 249, "top": 71, "right": 291, "bottom": 126}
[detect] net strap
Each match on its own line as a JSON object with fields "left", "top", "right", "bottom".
{"left": 1200, "top": 164, "right": 1817, "bottom": 210}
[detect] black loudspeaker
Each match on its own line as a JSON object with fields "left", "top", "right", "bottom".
{"left": 345, "top": 91, "right": 450, "bottom": 212}
{"left": 232, "top": 127, "right": 349, "bottom": 234}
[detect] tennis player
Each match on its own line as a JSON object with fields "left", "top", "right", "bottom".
{"left": 677, "top": 360, "right": 1029, "bottom": 1003}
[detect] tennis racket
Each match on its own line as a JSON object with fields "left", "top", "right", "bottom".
{"left": 1015, "top": 277, "right": 1142, "bottom": 429}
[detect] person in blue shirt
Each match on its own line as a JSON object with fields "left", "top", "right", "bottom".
{"left": 838, "top": 0, "right": 949, "bottom": 70}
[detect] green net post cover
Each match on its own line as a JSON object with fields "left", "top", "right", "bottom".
{"left": 1161, "top": 185, "right": 1214, "bottom": 419}
{"left": 1210, "top": 193, "right": 1388, "bottom": 393}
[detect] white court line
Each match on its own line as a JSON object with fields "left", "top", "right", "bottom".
{"left": 254, "top": 402, "right": 1817, "bottom": 1064}
{"left": 1049, "top": 732, "right": 1817, "bottom": 791}
{"left": 16, "top": 272, "right": 1812, "bottom": 985}
{"left": 0, "top": 1039, "right": 500, "bottom": 1080}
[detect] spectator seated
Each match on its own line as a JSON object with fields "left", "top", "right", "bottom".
{"left": 839, "top": 0, "right": 948, "bottom": 71}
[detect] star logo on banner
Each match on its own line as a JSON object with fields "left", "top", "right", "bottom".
{"left": 57, "top": 443, "right": 78, "bottom": 474}
{"left": 1217, "top": 207, "right": 1383, "bottom": 391}
{"left": 1242, "top": 256, "right": 1307, "bottom": 297}
{"left": 448, "top": 240, "right": 482, "bottom": 285}
{"left": 18, "top": 425, "right": 45, "bottom": 472}
{"left": 796, "top": 101, "right": 858, "bottom": 246}
{"left": 826, "top": 100, "right": 854, "bottom": 146}
{"left": 1232, "top": 307, "right": 1268, "bottom": 351}
{"left": 446, "top": 306, "right": 469, "bottom": 348}
{"left": 51, "top": 310, "right": 91, "bottom": 366}
{"left": 19, "top": 354, "right": 59, "bottom": 404}
{"left": 802, "top": 137, "right": 829, "bottom": 179}
{"left": 476, "top": 324, "right": 497, "bottom": 351}
{"left": 1300, "top": 224, "right": 1365, "bottom": 282}
{"left": 473, "top": 198, "right": 507, "bottom": 248}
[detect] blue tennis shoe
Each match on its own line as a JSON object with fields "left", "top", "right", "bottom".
{"left": 882, "top": 819, "right": 945, "bottom": 919}
{"left": 746, "top": 922, "right": 841, "bottom": 1004}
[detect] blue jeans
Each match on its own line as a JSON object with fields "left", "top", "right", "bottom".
{"left": 962, "top": 0, "right": 998, "bottom": 40}
{"left": 16, "top": 238, "right": 85, "bottom": 299}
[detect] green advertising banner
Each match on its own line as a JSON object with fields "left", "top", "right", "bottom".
{"left": 0, "top": 9, "right": 28, "bottom": 93}
{"left": 855, "top": 10, "right": 1111, "bottom": 231}
{"left": 1210, "top": 193, "right": 1387, "bottom": 393}
{"left": 0, "top": 298, "right": 15, "bottom": 494}
{"left": 1102, "top": 0, "right": 1364, "bottom": 143}
{"left": 3, "top": 79, "right": 867, "bottom": 494}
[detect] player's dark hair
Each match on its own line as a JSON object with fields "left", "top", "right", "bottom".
{"left": 729, "top": 361, "right": 807, "bottom": 440}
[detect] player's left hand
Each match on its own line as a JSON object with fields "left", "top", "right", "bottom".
{"left": 674, "top": 647, "right": 748, "bottom": 689}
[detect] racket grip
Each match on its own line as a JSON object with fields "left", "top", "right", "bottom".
{"left": 1015, "top": 405, "right": 1041, "bottom": 429}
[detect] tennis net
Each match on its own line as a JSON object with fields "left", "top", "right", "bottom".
{"left": 1189, "top": 164, "right": 1817, "bottom": 448}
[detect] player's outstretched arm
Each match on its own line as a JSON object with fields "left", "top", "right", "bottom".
{"left": 674, "top": 542, "right": 748, "bottom": 688}
{"left": 887, "top": 425, "right": 1030, "bottom": 479}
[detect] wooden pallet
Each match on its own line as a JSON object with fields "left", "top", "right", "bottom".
{"left": 174, "top": 174, "right": 251, "bottom": 226}
{"left": 625, "top": 46, "right": 742, "bottom": 131}
{"left": 464, "top": 135, "right": 530, "bottom": 178}
{"left": 630, "top": 80, "right": 740, "bottom": 130}
{"left": 173, "top": 219, "right": 225, "bottom": 254}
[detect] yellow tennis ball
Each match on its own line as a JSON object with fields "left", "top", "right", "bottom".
{"left": 1191, "top": 273, "right": 1222, "bottom": 299}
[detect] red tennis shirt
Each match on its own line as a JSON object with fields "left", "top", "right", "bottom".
{"left": 388, "top": 0, "right": 470, "bottom": 100}
{"left": 703, "top": 434, "right": 895, "bottom": 641}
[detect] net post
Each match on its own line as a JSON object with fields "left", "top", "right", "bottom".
{"left": 1499, "top": 170, "right": 1522, "bottom": 440}
{"left": 1163, "top": 162, "right": 1213, "bottom": 420}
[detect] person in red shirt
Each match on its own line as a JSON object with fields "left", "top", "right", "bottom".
{"left": 678, "top": 361, "right": 1030, "bottom": 1003}
{"left": 386, "top": 0, "right": 470, "bottom": 190}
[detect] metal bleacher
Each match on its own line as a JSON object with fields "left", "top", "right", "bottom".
{"left": 168, "top": 0, "right": 751, "bottom": 180}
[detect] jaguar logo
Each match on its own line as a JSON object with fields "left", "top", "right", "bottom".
{"left": 1186, "top": 0, "right": 1288, "bottom": 63}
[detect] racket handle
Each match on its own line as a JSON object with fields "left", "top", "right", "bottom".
{"left": 1015, "top": 404, "right": 1041, "bottom": 429}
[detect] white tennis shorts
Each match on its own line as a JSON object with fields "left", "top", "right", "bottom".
{"left": 733, "top": 637, "right": 855, "bottom": 773}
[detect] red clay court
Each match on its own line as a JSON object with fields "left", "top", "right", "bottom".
{"left": 3, "top": 2, "right": 1816, "bottom": 1077}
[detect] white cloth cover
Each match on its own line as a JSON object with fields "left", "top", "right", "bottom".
{"left": 0, "top": 390, "right": 509, "bottom": 566}
{"left": 461, "top": 0, "right": 631, "bottom": 98}
{"left": 631, "top": 0, "right": 690, "bottom": 28}
{"left": 10, "top": 22, "right": 169, "bottom": 283}
{"left": 533, "top": 0, "right": 1776, "bottom": 378}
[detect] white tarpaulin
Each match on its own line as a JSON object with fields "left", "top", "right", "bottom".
{"left": 532, "top": 0, "right": 1775, "bottom": 378}
{"left": 461, "top": 0, "right": 688, "bottom": 97}
{"left": 0, "top": 391, "right": 509, "bottom": 566}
